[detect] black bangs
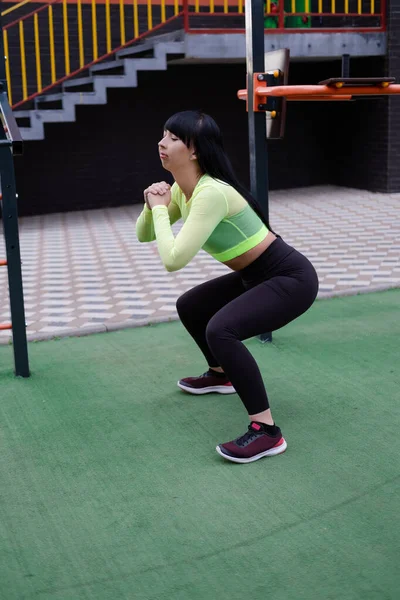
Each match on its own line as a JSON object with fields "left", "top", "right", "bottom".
{"left": 163, "top": 111, "right": 202, "bottom": 147}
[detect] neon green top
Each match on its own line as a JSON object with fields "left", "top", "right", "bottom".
{"left": 135, "top": 174, "right": 268, "bottom": 272}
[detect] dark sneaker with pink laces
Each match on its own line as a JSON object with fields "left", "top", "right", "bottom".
{"left": 177, "top": 370, "right": 236, "bottom": 395}
{"left": 216, "top": 422, "right": 287, "bottom": 463}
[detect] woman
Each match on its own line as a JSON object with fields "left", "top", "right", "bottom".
{"left": 136, "top": 110, "right": 319, "bottom": 464}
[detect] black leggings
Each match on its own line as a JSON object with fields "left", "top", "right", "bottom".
{"left": 176, "top": 237, "right": 319, "bottom": 415}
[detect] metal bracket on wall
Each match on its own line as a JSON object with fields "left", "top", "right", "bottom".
{"left": 253, "top": 71, "right": 284, "bottom": 115}
{"left": 0, "top": 84, "right": 24, "bottom": 156}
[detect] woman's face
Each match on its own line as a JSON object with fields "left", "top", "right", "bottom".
{"left": 158, "top": 130, "right": 196, "bottom": 171}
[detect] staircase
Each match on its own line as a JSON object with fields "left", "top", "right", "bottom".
{"left": 13, "top": 31, "right": 186, "bottom": 141}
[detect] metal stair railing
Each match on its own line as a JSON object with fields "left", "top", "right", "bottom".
{"left": 2, "top": 0, "right": 183, "bottom": 109}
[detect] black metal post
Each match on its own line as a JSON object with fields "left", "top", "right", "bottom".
{"left": 342, "top": 54, "right": 350, "bottom": 78}
{"left": 245, "top": 0, "right": 270, "bottom": 222}
{"left": 245, "top": 0, "right": 272, "bottom": 343}
{"left": 0, "top": 14, "right": 30, "bottom": 377}
{"left": 0, "top": 13, "right": 5, "bottom": 83}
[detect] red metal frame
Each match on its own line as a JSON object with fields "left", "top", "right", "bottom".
{"left": 381, "top": 0, "right": 386, "bottom": 29}
{"left": 186, "top": 27, "right": 386, "bottom": 34}
{"left": 183, "top": 11, "right": 383, "bottom": 16}
{"left": 183, "top": 0, "right": 189, "bottom": 30}
{"left": 184, "top": 0, "right": 386, "bottom": 34}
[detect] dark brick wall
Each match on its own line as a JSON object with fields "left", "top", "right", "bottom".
{"left": 324, "top": 56, "right": 389, "bottom": 192}
{"left": 386, "top": 0, "right": 400, "bottom": 192}
{"left": 326, "top": 0, "right": 400, "bottom": 193}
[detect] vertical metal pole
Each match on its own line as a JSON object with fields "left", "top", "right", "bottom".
{"left": 0, "top": 14, "right": 30, "bottom": 377}
{"left": 0, "top": 13, "right": 5, "bottom": 84}
{"left": 341, "top": 54, "right": 350, "bottom": 78}
{"left": 0, "top": 144, "right": 30, "bottom": 377}
{"left": 245, "top": 0, "right": 270, "bottom": 223}
{"left": 245, "top": 0, "right": 272, "bottom": 343}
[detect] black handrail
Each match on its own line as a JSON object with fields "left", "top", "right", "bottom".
{"left": 0, "top": 88, "right": 23, "bottom": 156}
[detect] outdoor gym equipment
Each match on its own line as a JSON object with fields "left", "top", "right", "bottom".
{"left": 242, "top": 0, "right": 400, "bottom": 343}
{"left": 0, "top": 12, "right": 30, "bottom": 377}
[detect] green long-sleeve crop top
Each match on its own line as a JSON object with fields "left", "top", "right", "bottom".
{"left": 135, "top": 174, "right": 269, "bottom": 272}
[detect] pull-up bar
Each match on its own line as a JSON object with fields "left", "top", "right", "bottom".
{"left": 238, "top": 77, "right": 400, "bottom": 111}
{"left": 239, "top": 8, "right": 400, "bottom": 344}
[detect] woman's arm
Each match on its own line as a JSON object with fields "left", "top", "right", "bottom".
{"left": 135, "top": 183, "right": 181, "bottom": 242}
{"left": 150, "top": 187, "right": 228, "bottom": 272}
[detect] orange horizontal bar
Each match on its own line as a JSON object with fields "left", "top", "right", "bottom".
{"left": 287, "top": 94, "right": 352, "bottom": 101}
{"left": 238, "top": 84, "right": 400, "bottom": 104}
{"left": 0, "top": 260, "right": 8, "bottom": 266}
{"left": 238, "top": 89, "right": 353, "bottom": 102}
{"left": 254, "top": 84, "right": 400, "bottom": 98}
{"left": 0, "top": 324, "right": 12, "bottom": 331}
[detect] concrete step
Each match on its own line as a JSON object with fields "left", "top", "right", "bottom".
{"left": 14, "top": 31, "right": 188, "bottom": 141}
{"left": 13, "top": 110, "right": 32, "bottom": 118}
{"left": 63, "top": 77, "right": 95, "bottom": 90}
{"left": 35, "top": 93, "right": 64, "bottom": 104}
{"left": 90, "top": 60, "right": 126, "bottom": 74}
{"left": 93, "top": 75, "right": 135, "bottom": 88}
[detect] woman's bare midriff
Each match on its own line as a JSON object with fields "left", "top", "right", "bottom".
{"left": 223, "top": 230, "right": 277, "bottom": 271}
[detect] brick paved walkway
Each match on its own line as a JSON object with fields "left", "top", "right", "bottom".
{"left": 1, "top": 185, "right": 399, "bottom": 343}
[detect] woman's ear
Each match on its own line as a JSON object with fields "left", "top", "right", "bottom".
{"left": 189, "top": 144, "right": 197, "bottom": 161}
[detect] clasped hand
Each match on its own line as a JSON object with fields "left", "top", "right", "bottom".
{"left": 144, "top": 181, "right": 171, "bottom": 210}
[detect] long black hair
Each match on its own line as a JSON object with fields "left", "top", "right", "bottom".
{"left": 163, "top": 110, "right": 274, "bottom": 232}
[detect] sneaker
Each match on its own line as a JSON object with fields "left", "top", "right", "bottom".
{"left": 177, "top": 370, "right": 236, "bottom": 395}
{"left": 216, "top": 422, "right": 287, "bottom": 464}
